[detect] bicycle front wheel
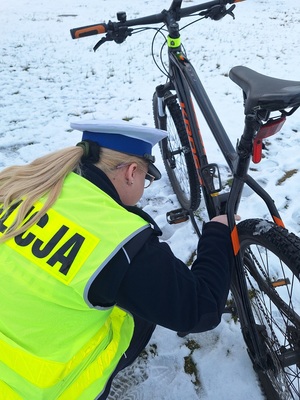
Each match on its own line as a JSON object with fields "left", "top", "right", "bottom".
{"left": 234, "top": 219, "right": 300, "bottom": 400}
{"left": 153, "top": 91, "right": 201, "bottom": 210}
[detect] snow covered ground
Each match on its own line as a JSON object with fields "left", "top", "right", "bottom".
{"left": 1, "top": 0, "right": 300, "bottom": 398}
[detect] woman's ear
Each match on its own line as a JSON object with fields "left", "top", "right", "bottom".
{"left": 125, "top": 163, "right": 138, "bottom": 184}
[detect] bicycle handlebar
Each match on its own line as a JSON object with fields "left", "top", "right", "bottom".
{"left": 70, "top": 0, "right": 245, "bottom": 40}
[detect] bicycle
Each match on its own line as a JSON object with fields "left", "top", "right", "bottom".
{"left": 70, "top": 1, "right": 300, "bottom": 398}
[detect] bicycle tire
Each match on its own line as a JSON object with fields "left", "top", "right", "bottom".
{"left": 232, "top": 218, "right": 300, "bottom": 400}
{"left": 153, "top": 91, "right": 201, "bottom": 210}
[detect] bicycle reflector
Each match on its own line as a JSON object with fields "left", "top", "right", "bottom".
{"left": 252, "top": 116, "right": 286, "bottom": 163}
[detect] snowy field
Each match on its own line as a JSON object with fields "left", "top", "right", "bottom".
{"left": 1, "top": 0, "right": 300, "bottom": 399}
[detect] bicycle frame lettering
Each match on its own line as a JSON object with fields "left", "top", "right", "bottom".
{"left": 180, "top": 101, "right": 201, "bottom": 171}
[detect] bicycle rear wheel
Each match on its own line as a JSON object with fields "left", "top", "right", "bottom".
{"left": 233, "top": 219, "right": 300, "bottom": 400}
{"left": 153, "top": 91, "right": 201, "bottom": 211}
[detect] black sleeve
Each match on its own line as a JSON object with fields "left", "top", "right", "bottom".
{"left": 88, "top": 221, "right": 233, "bottom": 333}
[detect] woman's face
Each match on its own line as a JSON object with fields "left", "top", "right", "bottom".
{"left": 108, "top": 162, "right": 148, "bottom": 206}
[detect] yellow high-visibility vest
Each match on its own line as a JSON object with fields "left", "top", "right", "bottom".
{"left": 0, "top": 172, "right": 149, "bottom": 399}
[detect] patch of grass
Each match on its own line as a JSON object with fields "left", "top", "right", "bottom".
{"left": 139, "top": 343, "right": 158, "bottom": 360}
{"left": 276, "top": 169, "right": 298, "bottom": 185}
{"left": 226, "top": 298, "right": 238, "bottom": 323}
{"left": 186, "top": 250, "right": 197, "bottom": 267}
{"left": 184, "top": 354, "right": 200, "bottom": 384}
{"left": 22, "top": 64, "right": 30, "bottom": 72}
{"left": 184, "top": 339, "right": 201, "bottom": 388}
{"left": 184, "top": 355, "right": 201, "bottom": 387}
{"left": 225, "top": 177, "right": 233, "bottom": 188}
{"left": 248, "top": 288, "right": 257, "bottom": 301}
{"left": 185, "top": 339, "right": 201, "bottom": 352}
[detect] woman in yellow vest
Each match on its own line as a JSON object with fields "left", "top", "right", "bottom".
{"left": 0, "top": 120, "right": 234, "bottom": 399}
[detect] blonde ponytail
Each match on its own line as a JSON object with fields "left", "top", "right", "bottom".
{"left": 0, "top": 146, "right": 83, "bottom": 242}
{"left": 0, "top": 145, "right": 148, "bottom": 243}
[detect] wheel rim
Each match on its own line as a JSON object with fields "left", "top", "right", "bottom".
{"left": 242, "top": 244, "right": 300, "bottom": 399}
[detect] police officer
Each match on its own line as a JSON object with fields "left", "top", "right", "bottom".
{"left": 0, "top": 120, "right": 234, "bottom": 399}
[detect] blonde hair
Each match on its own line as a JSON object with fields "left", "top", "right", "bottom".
{"left": 95, "top": 147, "right": 147, "bottom": 174}
{"left": 0, "top": 145, "right": 147, "bottom": 242}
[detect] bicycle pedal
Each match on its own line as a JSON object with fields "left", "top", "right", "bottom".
{"left": 166, "top": 208, "right": 189, "bottom": 224}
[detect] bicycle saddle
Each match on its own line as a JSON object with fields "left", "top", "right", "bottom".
{"left": 229, "top": 66, "right": 300, "bottom": 115}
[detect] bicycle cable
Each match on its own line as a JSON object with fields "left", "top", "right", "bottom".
{"left": 149, "top": 14, "right": 208, "bottom": 80}
{"left": 151, "top": 26, "right": 170, "bottom": 78}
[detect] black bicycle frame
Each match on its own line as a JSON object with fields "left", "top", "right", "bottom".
{"left": 158, "top": 47, "right": 285, "bottom": 224}
{"left": 70, "top": 0, "right": 298, "bottom": 383}
{"left": 154, "top": 37, "right": 278, "bottom": 372}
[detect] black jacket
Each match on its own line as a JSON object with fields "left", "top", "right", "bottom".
{"left": 82, "top": 164, "right": 233, "bottom": 333}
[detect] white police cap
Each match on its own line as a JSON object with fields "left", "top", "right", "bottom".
{"left": 71, "top": 119, "right": 168, "bottom": 180}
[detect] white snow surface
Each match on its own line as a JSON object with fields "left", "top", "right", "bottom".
{"left": 1, "top": 0, "right": 300, "bottom": 399}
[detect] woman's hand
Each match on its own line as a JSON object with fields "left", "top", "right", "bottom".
{"left": 211, "top": 214, "right": 241, "bottom": 226}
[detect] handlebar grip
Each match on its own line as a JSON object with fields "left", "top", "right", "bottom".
{"left": 70, "top": 23, "right": 107, "bottom": 39}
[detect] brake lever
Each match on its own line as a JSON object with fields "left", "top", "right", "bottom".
{"left": 93, "top": 37, "right": 109, "bottom": 52}
{"left": 200, "top": 4, "right": 235, "bottom": 21}
{"left": 93, "top": 26, "right": 133, "bottom": 52}
{"left": 218, "top": 4, "right": 235, "bottom": 20}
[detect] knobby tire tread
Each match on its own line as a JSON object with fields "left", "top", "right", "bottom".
{"left": 235, "top": 218, "right": 300, "bottom": 400}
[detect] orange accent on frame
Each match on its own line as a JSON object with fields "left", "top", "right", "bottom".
{"left": 179, "top": 100, "right": 206, "bottom": 185}
{"left": 273, "top": 216, "right": 285, "bottom": 228}
{"left": 271, "top": 279, "right": 289, "bottom": 288}
{"left": 231, "top": 225, "right": 240, "bottom": 256}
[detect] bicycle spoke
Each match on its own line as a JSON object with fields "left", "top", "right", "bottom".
{"left": 166, "top": 109, "right": 192, "bottom": 199}
{"left": 245, "top": 245, "right": 300, "bottom": 399}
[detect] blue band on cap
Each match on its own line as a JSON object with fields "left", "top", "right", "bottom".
{"left": 82, "top": 131, "right": 152, "bottom": 157}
